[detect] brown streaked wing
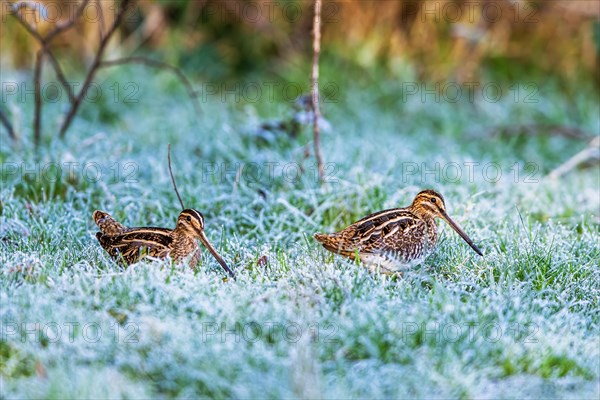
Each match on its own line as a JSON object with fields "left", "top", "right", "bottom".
{"left": 352, "top": 208, "right": 411, "bottom": 225}
{"left": 343, "top": 209, "right": 426, "bottom": 254}
{"left": 97, "top": 229, "right": 173, "bottom": 265}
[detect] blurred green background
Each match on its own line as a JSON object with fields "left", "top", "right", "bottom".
{"left": 3, "top": 0, "right": 599, "bottom": 84}
{"left": 2, "top": 0, "right": 599, "bottom": 146}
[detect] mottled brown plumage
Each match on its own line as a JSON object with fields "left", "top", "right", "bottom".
{"left": 93, "top": 210, "right": 128, "bottom": 236}
{"left": 93, "top": 209, "right": 235, "bottom": 278}
{"left": 314, "top": 190, "right": 483, "bottom": 274}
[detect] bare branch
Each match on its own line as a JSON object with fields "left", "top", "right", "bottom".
{"left": 10, "top": 2, "right": 81, "bottom": 101}
{"left": 96, "top": 0, "right": 106, "bottom": 39}
{"left": 11, "top": 0, "right": 197, "bottom": 143}
{"left": 0, "top": 108, "right": 16, "bottom": 141}
{"left": 45, "top": 0, "right": 91, "bottom": 42}
{"left": 10, "top": 0, "right": 90, "bottom": 43}
{"left": 33, "top": 49, "right": 44, "bottom": 147}
{"left": 44, "top": 49, "right": 75, "bottom": 103}
{"left": 548, "top": 137, "right": 600, "bottom": 179}
{"left": 59, "top": 0, "right": 134, "bottom": 138}
{"left": 9, "top": 2, "right": 45, "bottom": 42}
{"left": 9, "top": 0, "right": 91, "bottom": 142}
{"left": 168, "top": 144, "right": 186, "bottom": 210}
{"left": 99, "top": 56, "right": 201, "bottom": 115}
{"left": 311, "top": 0, "right": 325, "bottom": 182}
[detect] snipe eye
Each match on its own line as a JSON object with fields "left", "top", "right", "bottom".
{"left": 430, "top": 197, "right": 437, "bottom": 203}
{"left": 186, "top": 216, "right": 191, "bottom": 222}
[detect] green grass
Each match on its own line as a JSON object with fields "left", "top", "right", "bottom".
{"left": 1, "top": 67, "right": 599, "bottom": 399}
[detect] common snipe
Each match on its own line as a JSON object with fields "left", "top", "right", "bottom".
{"left": 94, "top": 208, "right": 236, "bottom": 278}
{"left": 314, "top": 190, "right": 483, "bottom": 274}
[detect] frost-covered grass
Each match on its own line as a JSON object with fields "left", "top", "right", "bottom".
{"left": 1, "top": 67, "right": 599, "bottom": 399}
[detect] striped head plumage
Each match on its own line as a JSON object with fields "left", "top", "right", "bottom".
{"left": 175, "top": 209, "right": 205, "bottom": 237}
{"left": 174, "top": 209, "right": 235, "bottom": 279}
{"left": 409, "top": 190, "right": 482, "bottom": 257}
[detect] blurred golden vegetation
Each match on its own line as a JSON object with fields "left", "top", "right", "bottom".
{"left": 2, "top": 0, "right": 599, "bottom": 83}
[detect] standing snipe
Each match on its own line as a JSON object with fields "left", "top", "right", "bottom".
{"left": 94, "top": 209, "right": 236, "bottom": 278}
{"left": 314, "top": 190, "right": 483, "bottom": 274}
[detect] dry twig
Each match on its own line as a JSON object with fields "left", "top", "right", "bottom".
{"left": 10, "top": 0, "right": 199, "bottom": 144}
{"left": 9, "top": 13, "right": 75, "bottom": 103}
{"left": 44, "top": 50, "right": 76, "bottom": 103}
{"left": 310, "top": 0, "right": 325, "bottom": 182}
{"left": 548, "top": 136, "right": 600, "bottom": 179}
{"left": 9, "top": 0, "right": 91, "bottom": 144}
{"left": 59, "top": 0, "right": 134, "bottom": 138}
{"left": 168, "top": 144, "right": 186, "bottom": 210}
{"left": 33, "top": 49, "right": 44, "bottom": 146}
{"left": 0, "top": 108, "right": 15, "bottom": 140}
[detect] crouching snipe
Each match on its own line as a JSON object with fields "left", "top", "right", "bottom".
{"left": 93, "top": 209, "right": 235, "bottom": 279}
{"left": 314, "top": 190, "right": 483, "bottom": 274}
